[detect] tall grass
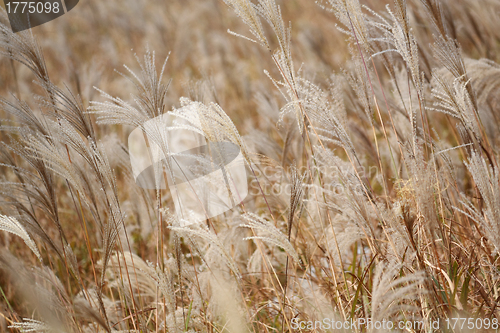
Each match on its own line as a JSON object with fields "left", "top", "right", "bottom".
{"left": 0, "top": 0, "right": 500, "bottom": 332}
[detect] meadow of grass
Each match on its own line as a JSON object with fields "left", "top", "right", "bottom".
{"left": 0, "top": 0, "right": 500, "bottom": 332}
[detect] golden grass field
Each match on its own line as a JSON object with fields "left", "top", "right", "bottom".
{"left": 1, "top": 0, "right": 500, "bottom": 332}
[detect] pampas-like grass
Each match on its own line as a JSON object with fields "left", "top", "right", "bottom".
{"left": 0, "top": 214, "right": 41, "bottom": 261}
{"left": 1, "top": 0, "right": 500, "bottom": 331}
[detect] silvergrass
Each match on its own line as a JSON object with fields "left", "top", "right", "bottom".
{"left": 0, "top": 0, "right": 500, "bottom": 332}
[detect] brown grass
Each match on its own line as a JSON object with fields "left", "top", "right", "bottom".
{"left": 0, "top": 0, "right": 500, "bottom": 332}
